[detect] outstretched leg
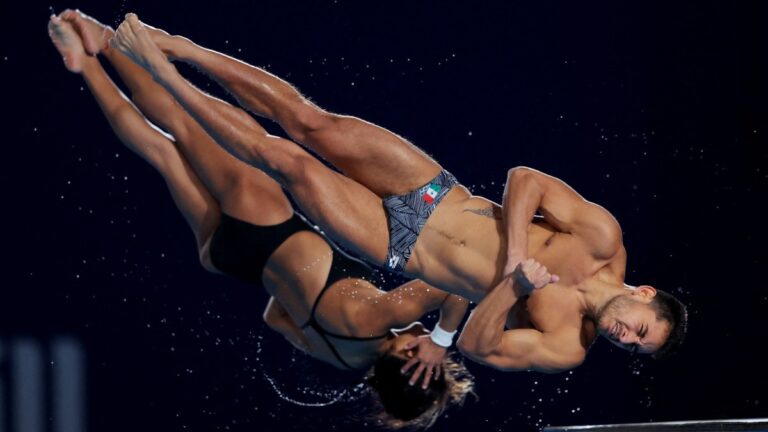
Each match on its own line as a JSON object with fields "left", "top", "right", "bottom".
{"left": 111, "top": 14, "right": 390, "bottom": 264}
{"left": 60, "top": 10, "right": 294, "bottom": 232}
{"left": 147, "top": 26, "right": 443, "bottom": 197}
{"left": 48, "top": 15, "right": 217, "bottom": 254}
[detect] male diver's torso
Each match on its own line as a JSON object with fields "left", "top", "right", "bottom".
{"left": 411, "top": 187, "right": 625, "bottom": 342}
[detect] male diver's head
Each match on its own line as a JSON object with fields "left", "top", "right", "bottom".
{"left": 365, "top": 323, "right": 474, "bottom": 429}
{"left": 596, "top": 285, "right": 687, "bottom": 358}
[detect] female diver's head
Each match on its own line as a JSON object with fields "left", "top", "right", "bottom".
{"left": 365, "top": 323, "right": 475, "bottom": 430}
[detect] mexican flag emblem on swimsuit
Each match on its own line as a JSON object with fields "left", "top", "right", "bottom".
{"left": 422, "top": 184, "right": 441, "bottom": 204}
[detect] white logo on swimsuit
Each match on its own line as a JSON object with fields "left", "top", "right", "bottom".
{"left": 388, "top": 255, "right": 401, "bottom": 269}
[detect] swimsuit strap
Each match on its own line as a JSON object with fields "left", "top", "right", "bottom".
{"left": 301, "top": 268, "right": 389, "bottom": 370}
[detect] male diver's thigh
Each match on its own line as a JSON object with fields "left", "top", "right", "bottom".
{"left": 302, "top": 114, "right": 443, "bottom": 196}
{"left": 283, "top": 152, "right": 390, "bottom": 265}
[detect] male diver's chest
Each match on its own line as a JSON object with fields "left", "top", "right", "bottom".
{"left": 522, "top": 285, "right": 584, "bottom": 333}
{"left": 530, "top": 232, "right": 601, "bottom": 285}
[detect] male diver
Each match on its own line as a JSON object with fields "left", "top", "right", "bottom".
{"left": 107, "top": 13, "right": 687, "bottom": 374}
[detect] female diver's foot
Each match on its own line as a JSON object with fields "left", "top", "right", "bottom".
{"left": 48, "top": 15, "right": 87, "bottom": 73}
{"left": 60, "top": 9, "right": 114, "bottom": 56}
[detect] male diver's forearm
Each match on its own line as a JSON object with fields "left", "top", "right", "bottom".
{"left": 459, "top": 279, "right": 518, "bottom": 355}
{"left": 502, "top": 169, "right": 543, "bottom": 265}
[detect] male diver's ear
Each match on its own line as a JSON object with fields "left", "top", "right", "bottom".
{"left": 635, "top": 285, "right": 657, "bottom": 298}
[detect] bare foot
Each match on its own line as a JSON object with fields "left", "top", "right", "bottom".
{"left": 111, "top": 13, "right": 171, "bottom": 76}
{"left": 48, "top": 15, "right": 87, "bottom": 73}
{"left": 60, "top": 9, "right": 114, "bottom": 56}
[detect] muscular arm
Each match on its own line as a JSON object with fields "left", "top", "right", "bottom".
{"left": 457, "top": 278, "right": 584, "bottom": 372}
{"left": 502, "top": 167, "right": 623, "bottom": 273}
{"left": 457, "top": 275, "right": 520, "bottom": 362}
{"left": 458, "top": 260, "right": 572, "bottom": 372}
{"left": 462, "top": 326, "right": 586, "bottom": 373}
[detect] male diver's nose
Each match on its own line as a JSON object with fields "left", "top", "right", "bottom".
{"left": 620, "top": 331, "right": 639, "bottom": 344}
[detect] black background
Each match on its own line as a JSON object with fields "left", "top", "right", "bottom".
{"left": 1, "top": 1, "right": 766, "bottom": 431}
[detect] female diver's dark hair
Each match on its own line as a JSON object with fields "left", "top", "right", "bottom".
{"left": 365, "top": 353, "right": 475, "bottom": 430}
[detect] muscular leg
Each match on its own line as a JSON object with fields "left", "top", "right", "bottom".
{"left": 61, "top": 10, "right": 294, "bottom": 232}
{"left": 49, "top": 16, "right": 217, "bottom": 254}
{"left": 112, "top": 14, "right": 390, "bottom": 264}
{"left": 148, "top": 26, "right": 443, "bottom": 197}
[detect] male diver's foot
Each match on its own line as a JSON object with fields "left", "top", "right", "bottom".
{"left": 141, "top": 23, "right": 185, "bottom": 59}
{"left": 112, "top": 13, "right": 172, "bottom": 77}
{"left": 60, "top": 9, "right": 114, "bottom": 56}
{"left": 48, "top": 15, "right": 87, "bottom": 73}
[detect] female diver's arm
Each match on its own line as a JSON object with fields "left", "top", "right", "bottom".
{"left": 367, "top": 280, "right": 468, "bottom": 389}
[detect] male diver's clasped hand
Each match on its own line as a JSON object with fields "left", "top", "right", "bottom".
{"left": 400, "top": 336, "right": 447, "bottom": 389}
{"left": 512, "top": 258, "right": 559, "bottom": 296}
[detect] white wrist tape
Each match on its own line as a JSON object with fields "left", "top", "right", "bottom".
{"left": 430, "top": 324, "right": 457, "bottom": 348}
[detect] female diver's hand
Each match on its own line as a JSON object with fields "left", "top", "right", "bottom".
{"left": 400, "top": 336, "right": 447, "bottom": 389}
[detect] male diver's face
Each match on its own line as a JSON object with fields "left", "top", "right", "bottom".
{"left": 597, "top": 294, "right": 670, "bottom": 355}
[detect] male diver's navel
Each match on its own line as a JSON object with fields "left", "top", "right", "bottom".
{"left": 433, "top": 229, "right": 467, "bottom": 247}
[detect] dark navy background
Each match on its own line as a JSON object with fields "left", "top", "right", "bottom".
{"left": 2, "top": 1, "right": 766, "bottom": 431}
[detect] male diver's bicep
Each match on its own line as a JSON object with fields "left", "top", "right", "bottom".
{"left": 534, "top": 172, "right": 590, "bottom": 233}
{"left": 489, "top": 328, "right": 585, "bottom": 373}
{"left": 537, "top": 172, "right": 623, "bottom": 258}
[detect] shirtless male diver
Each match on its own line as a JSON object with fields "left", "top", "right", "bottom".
{"left": 110, "top": 13, "right": 687, "bottom": 373}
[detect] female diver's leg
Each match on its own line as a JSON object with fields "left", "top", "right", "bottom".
{"left": 112, "top": 15, "right": 390, "bottom": 264}
{"left": 60, "top": 10, "right": 294, "bottom": 228}
{"left": 49, "top": 16, "right": 219, "bottom": 256}
{"left": 144, "top": 23, "right": 443, "bottom": 197}
{"left": 263, "top": 297, "right": 311, "bottom": 352}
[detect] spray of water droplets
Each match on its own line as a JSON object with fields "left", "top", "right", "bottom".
{"left": 261, "top": 371, "right": 367, "bottom": 408}
{"left": 113, "top": 0, "right": 130, "bottom": 27}
{"left": 254, "top": 327, "right": 369, "bottom": 407}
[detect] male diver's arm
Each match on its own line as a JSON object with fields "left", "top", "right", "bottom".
{"left": 501, "top": 167, "right": 545, "bottom": 274}
{"left": 503, "top": 167, "right": 623, "bottom": 265}
{"left": 460, "top": 326, "right": 586, "bottom": 373}
{"left": 457, "top": 259, "right": 559, "bottom": 368}
{"left": 263, "top": 297, "right": 310, "bottom": 353}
